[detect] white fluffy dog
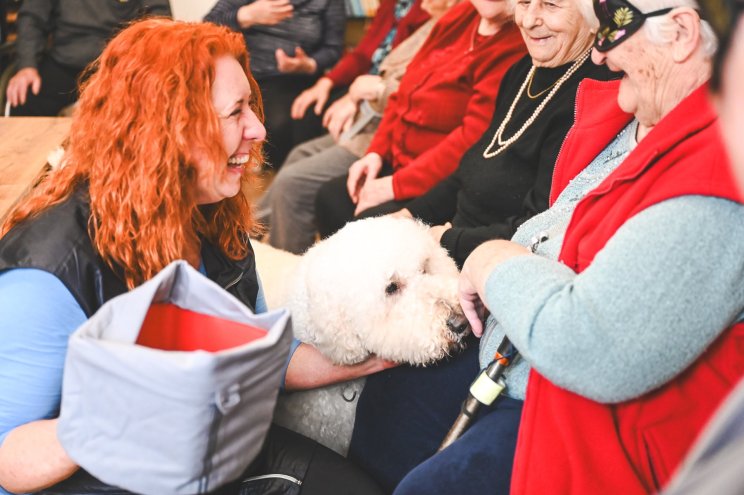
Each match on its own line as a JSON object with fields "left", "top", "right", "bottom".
{"left": 253, "top": 216, "right": 468, "bottom": 454}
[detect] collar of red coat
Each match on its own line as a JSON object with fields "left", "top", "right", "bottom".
{"left": 549, "top": 78, "right": 721, "bottom": 205}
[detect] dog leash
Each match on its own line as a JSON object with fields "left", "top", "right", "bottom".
{"left": 439, "top": 337, "right": 517, "bottom": 451}
{"left": 439, "top": 230, "right": 550, "bottom": 450}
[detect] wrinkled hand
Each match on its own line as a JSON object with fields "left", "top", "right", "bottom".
{"left": 323, "top": 94, "right": 357, "bottom": 141}
{"left": 428, "top": 222, "right": 452, "bottom": 243}
{"left": 459, "top": 240, "right": 532, "bottom": 336}
{"left": 237, "top": 0, "right": 293, "bottom": 28}
{"left": 347, "top": 152, "right": 383, "bottom": 203}
{"left": 276, "top": 46, "right": 317, "bottom": 74}
{"left": 348, "top": 74, "right": 384, "bottom": 103}
{"left": 6, "top": 68, "right": 41, "bottom": 107}
{"left": 291, "top": 77, "right": 333, "bottom": 119}
{"left": 355, "top": 176, "right": 394, "bottom": 216}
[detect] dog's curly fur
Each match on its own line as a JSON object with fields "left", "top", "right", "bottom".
{"left": 254, "top": 217, "right": 468, "bottom": 454}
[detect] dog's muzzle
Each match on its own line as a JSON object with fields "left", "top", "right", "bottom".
{"left": 447, "top": 314, "right": 470, "bottom": 336}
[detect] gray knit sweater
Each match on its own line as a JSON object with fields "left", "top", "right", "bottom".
{"left": 204, "top": 0, "right": 345, "bottom": 79}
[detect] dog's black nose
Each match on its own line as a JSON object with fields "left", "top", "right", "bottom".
{"left": 447, "top": 315, "right": 470, "bottom": 335}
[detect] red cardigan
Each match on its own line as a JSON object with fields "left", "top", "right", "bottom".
{"left": 325, "top": 0, "right": 429, "bottom": 87}
{"left": 510, "top": 80, "right": 744, "bottom": 494}
{"left": 366, "top": 2, "right": 526, "bottom": 200}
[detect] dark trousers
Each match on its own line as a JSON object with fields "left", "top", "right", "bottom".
{"left": 9, "top": 57, "right": 81, "bottom": 116}
{"left": 258, "top": 75, "right": 345, "bottom": 170}
{"left": 393, "top": 398, "right": 523, "bottom": 495}
{"left": 36, "top": 425, "right": 383, "bottom": 495}
{"left": 314, "top": 165, "right": 410, "bottom": 239}
{"left": 348, "top": 341, "right": 522, "bottom": 494}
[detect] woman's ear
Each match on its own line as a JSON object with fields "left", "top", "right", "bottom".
{"left": 670, "top": 7, "right": 701, "bottom": 62}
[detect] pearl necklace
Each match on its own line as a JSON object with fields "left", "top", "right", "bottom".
{"left": 482, "top": 49, "right": 592, "bottom": 159}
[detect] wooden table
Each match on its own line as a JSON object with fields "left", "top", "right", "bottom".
{"left": 0, "top": 117, "right": 72, "bottom": 222}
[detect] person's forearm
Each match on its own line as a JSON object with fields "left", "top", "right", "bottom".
{"left": 485, "top": 197, "right": 744, "bottom": 404}
{"left": 145, "top": 0, "right": 172, "bottom": 16}
{"left": 0, "top": 419, "right": 78, "bottom": 493}
{"left": 284, "top": 343, "right": 389, "bottom": 390}
{"left": 16, "top": 1, "right": 54, "bottom": 69}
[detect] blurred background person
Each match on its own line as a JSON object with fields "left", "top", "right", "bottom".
{"left": 6, "top": 0, "right": 171, "bottom": 116}
{"left": 287, "top": 0, "right": 430, "bottom": 157}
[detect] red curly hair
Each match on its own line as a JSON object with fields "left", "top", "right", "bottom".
{"left": 1, "top": 18, "right": 264, "bottom": 289}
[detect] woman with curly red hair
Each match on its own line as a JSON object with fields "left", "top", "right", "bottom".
{"left": 0, "top": 18, "right": 384, "bottom": 495}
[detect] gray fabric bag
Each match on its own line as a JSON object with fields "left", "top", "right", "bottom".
{"left": 57, "top": 260, "right": 293, "bottom": 495}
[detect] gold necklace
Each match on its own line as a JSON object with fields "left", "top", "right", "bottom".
{"left": 525, "top": 69, "right": 561, "bottom": 99}
{"left": 482, "top": 49, "right": 591, "bottom": 159}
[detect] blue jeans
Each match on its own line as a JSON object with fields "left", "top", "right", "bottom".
{"left": 393, "top": 397, "right": 523, "bottom": 495}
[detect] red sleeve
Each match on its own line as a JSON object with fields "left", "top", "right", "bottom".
{"left": 366, "top": 8, "right": 449, "bottom": 165}
{"left": 392, "top": 26, "right": 527, "bottom": 200}
{"left": 365, "top": 90, "right": 398, "bottom": 163}
{"left": 325, "top": 0, "right": 429, "bottom": 87}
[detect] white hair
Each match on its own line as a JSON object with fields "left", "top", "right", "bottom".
{"left": 576, "top": 0, "right": 600, "bottom": 31}
{"left": 634, "top": 0, "right": 718, "bottom": 56}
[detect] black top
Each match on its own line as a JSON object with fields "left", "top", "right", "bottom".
{"left": 406, "top": 54, "right": 617, "bottom": 266}
{"left": 0, "top": 187, "right": 260, "bottom": 316}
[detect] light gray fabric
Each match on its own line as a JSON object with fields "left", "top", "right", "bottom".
{"left": 484, "top": 195, "right": 744, "bottom": 403}
{"left": 479, "top": 120, "right": 637, "bottom": 398}
{"left": 58, "top": 261, "right": 293, "bottom": 495}
{"left": 258, "top": 134, "right": 358, "bottom": 254}
{"left": 663, "top": 376, "right": 744, "bottom": 495}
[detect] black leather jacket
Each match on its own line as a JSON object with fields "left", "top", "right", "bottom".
{"left": 0, "top": 186, "right": 259, "bottom": 316}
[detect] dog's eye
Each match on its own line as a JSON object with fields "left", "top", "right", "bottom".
{"left": 385, "top": 282, "right": 400, "bottom": 296}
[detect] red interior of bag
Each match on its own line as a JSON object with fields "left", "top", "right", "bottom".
{"left": 136, "top": 303, "right": 267, "bottom": 352}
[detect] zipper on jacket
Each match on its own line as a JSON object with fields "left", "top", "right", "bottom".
{"left": 550, "top": 79, "right": 584, "bottom": 206}
{"left": 223, "top": 272, "right": 243, "bottom": 291}
{"left": 240, "top": 473, "right": 303, "bottom": 486}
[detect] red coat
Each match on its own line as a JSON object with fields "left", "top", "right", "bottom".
{"left": 510, "top": 80, "right": 744, "bottom": 494}
{"left": 366, "top": 2, "right": 526, "bottom": 200}
{"left": 325, "top": 0, "right": 430, "bottom": 87}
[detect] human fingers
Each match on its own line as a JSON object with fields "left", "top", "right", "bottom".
{"left": 458, "top": 275, "right": 485, "bottom": 337}
{"left": 291, "top": 90, "right": 315, "bottom": 119}
{"left": 313, "top": 88, "right": 329, "bottom": 116}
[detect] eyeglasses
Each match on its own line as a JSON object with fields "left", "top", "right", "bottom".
{"left": 698, "top": 0, "right": 744, "bottom": 90}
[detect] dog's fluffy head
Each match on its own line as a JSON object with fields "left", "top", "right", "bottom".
{"left": 287, "top": 217, "right": 469, "bottom": 366}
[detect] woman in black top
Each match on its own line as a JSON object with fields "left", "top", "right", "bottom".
{"left": 347, "top": 0, "right": 618, "bottom": 493}
{"left": 402, "top": 54, "right": 615, "bottom": 266}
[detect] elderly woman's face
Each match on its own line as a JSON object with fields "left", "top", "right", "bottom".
{"left": 719, "top": 18, "right": 744, "bottom": 190}
{"left": 591, "top": 29, "right": 669, "bottom": 126}
{"left": 193, "top": 56, "right": 266, "bottom": 205}
{"left": 471, "top": 0, "right": 512, "bottom": 24}
{"left": 515, "top": 0, "right": 595, "bottom": 67}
